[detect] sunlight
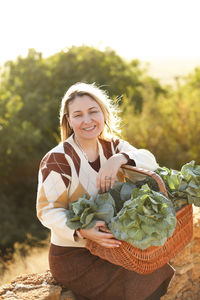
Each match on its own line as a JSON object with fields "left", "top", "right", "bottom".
{"left": 0, "top": 0, "right": 200, "bottom": 64}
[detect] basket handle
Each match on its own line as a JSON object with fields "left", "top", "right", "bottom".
{"left": 121, "top": 165, "right": 168, "bottom": 197}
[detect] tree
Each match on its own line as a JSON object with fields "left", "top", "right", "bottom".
{"left": 46, "top": 45, "right": 162, "bottom": 111}
{"left": 121, "top": 70, "right": 200, "bottom": 169}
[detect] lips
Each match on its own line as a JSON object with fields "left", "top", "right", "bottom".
{"left": 83, "top": 125, "right": 96, "bottom": 131}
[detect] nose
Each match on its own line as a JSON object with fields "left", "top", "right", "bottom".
{"left": 83, "top": 113, "right": 92, "bottom": 123}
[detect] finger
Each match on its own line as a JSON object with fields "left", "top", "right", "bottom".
{"left": 103, "top": 174, "right": 113, "bottom": 192}
{"left": 99, "top": 225, "right": 110, "bottom": 233}
{"left": 95, "top": 221, "right": 106, "bottom": 227}
{"left": 97, "top": 232, "right": 116, "bottom": 239}
{"left": 100, "top": 178, "right": 106, "bottom": 193}
{"left": 96, "top": 169, "right": 106, "bottom": 191}
{"left": 105, "top": 178, "right": 111, "bottom": 192}
{"left": 100, "top": 241, "right": 121, "bottom": 248}
{"left": 96, "top": 228, "right": 121, "bottom": 241}
{"left": 110, "top": 176, "right": 116, "bottom": 189}
{"left": 102, "top": 237, "right": 122, "bottom": 245}
{"left": 97, "top": 171, "right": 107, "bottom": 192}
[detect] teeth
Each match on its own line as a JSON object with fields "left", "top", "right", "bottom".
{"left": 84, "top": 126, "right": 95, "bottom": 130}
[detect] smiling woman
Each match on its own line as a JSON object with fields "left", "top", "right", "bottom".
{"left": 36, "top": 82, "right": 174, "bottom": 300}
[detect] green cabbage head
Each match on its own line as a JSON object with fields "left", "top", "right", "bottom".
{"left": 109, "top": 184, "right": 176, "bottom": 250}
{"left": 66, "top": 193, "right": 115, "bottom": 230}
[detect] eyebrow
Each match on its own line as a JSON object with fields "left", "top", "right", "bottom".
{"left": 72, "top": 106, "right": 99, "bottom": 114}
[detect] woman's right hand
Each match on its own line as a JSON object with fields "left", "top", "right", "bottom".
{"left": 79, "top": 221, "right": 122, "bottom": 248}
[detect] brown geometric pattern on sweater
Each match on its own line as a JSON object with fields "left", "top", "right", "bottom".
{"left": 41, "top": 152, "right": 71, "bottom": 186}
{"left": 63, "top": 142, "right": 80, "bottom": 176}
{"left": 61, "top": 175, "right": 70, "bottom": 188}
{"left": 98, "top": 138, "right": 113, "bottom": 159}
{"left": 112, "top": 138, "right": 120, "bottom": 153}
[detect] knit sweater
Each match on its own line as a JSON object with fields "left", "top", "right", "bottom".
{"left": 36, "top": 135, "right": 159, "bottom": 247}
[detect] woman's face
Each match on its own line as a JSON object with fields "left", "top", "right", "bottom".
{"left": 67, "top": 95, "right": 105, "bottom": 142}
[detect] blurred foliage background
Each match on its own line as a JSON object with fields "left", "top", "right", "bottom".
{"left": 0, "top": 46, "right": 200, "bottom": 255}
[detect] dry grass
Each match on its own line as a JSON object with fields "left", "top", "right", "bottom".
{"left": 0, "top": 242, "right": 49, "bottom": 285}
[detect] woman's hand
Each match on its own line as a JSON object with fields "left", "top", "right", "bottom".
{"left": 79, "top": 221, "right": 121, "bottom": 248}
{"left": 96, "top": 154, "right": 128, "bottom": 193}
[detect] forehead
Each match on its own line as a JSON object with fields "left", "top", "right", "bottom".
{"left": 68, "top": 95, "right": 101, "bottom": 113}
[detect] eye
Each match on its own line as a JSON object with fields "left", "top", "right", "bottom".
{"left": 74, "top": 114, "right": 81, "bottom": 118}
{"left": 90, "top": 110, "right": 99, "bottom": 114}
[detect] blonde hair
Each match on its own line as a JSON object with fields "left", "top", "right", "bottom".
{"left": 60, "top": 82, "right": 121, "bottom": 142}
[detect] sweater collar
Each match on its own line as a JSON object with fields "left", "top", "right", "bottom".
{"left": 65, "top": 134, "right": 108, "bottom": 167}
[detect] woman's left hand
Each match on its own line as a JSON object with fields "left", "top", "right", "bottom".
{"left": 96, "top": 154, "right": 128, "bottom": 193}
{"left": 79, "top": 221, "right": 121, "bottom": 248}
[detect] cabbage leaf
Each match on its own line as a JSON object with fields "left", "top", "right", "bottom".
{"left": 66, "top": 193, "right": 115, "bottom": 229}
{"left": 109, "top": 184, "right": 176, "bottom": 250}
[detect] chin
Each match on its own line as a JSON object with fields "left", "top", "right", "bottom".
{"left": 82, "top": 134, "right": 99, "bottom": 140}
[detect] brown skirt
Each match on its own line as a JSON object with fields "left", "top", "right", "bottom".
{"left": 49, "top": 244, "right": 175, "bottom": 300}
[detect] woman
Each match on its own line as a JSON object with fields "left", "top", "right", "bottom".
{"left": 36, "top": 82, "right": 174, "bottom": 300}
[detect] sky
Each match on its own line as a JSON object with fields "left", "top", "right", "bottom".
{"left": 1, "top": 0, "right": 200, "bottom": 80}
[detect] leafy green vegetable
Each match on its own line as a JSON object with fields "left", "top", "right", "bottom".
{"left": 156, "top": 161, "right": 200, "bottom": 208}
{"left": 66, "top": 161, "right": 200, "bottom": 250}
{"left": 109, "top": 184, "right": 176, "bottom": 250}
{"left": 66, "top": 193, "right": 115, "bottom": 229}
{"left": 109, "top": 181, "right": 136, "bottom": 212}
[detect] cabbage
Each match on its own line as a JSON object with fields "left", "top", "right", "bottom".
{"left": 156, "top": 161, "right": 200, "bottom": 207}
{"left": 109, "top": 184, "right": 176, "bottom": 250}
{"left": 66, "top": 193, "right": 115, "bottom": 229}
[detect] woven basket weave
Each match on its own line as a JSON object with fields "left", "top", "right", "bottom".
{"left": 86, "top": 165, "right": 193, "bottom": 274}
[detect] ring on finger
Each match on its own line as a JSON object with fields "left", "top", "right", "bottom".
{"left": 105, "top": 176, "right": 111, "bottom": 180}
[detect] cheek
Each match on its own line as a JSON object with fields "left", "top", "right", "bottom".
{"left": 98, "top": 115, "right": 105, "bottom": 129}
{"left": 96, "top": 111, "right": 105, "bottom": 123}
{"left": 71, "top": 120, "right": 81, "bottom": 129}
{"left": 68, "top": 118, "right": 80, "bottom": 130}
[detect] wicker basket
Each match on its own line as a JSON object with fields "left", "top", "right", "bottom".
{"left": 86, "top": 165, "right": 193, "bottom": 274}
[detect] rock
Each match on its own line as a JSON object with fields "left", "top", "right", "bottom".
{"left": 0, "top": 271, "right": 64, "bottom": 300}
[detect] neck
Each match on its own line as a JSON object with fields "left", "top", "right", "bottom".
{"left": 74, "top": 135, "right": 99, "bottom": 162}
{"left": 75, "top": 136, "right": 97, "bottom": 149}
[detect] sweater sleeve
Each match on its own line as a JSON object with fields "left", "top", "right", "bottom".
{"left": 112, "top": 138, "right": 159, "bottom": 171}
{"left": 36, "top": 151, "right": 75, "bottom": 242}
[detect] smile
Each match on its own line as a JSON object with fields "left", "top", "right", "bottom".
{"left": 83, "top": 126, "right": 96, "bottom": 131}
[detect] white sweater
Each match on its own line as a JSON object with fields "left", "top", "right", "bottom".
{"left": 36, "top": 135, "right": 159, "bottom": 247}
